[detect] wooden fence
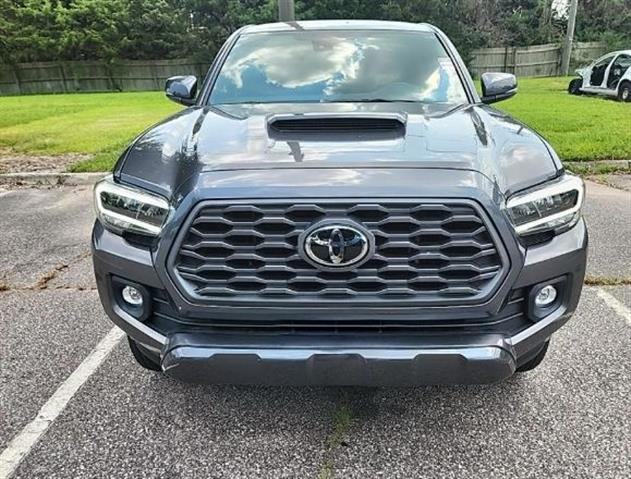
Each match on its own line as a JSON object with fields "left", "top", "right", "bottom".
{"left": 0, "top": 59, "right": 209, "bottom": 96}
{"left": 0, "top": 41, "right": 609, "bottom": 95}
{"left": 469, "top": 41, "right": 607, "bottom": 78}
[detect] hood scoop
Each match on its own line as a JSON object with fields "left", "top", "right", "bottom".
{"left": 267, "top": 113, "right": 406, "bottom": 141}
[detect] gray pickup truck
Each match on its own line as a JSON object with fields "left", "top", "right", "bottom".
{"left": 92, "top": 20, "right": 587, "bottom": 385}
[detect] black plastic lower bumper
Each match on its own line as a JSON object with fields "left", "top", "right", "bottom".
{"left": 161, "top": 333, "right": 516, "bottom": 385}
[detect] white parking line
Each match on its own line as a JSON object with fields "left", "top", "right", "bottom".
{"left": 0, "top": 327, "right": 124, "bottom": 479}
{"left": 596, "top": 287, "right": 631, "bottom": 326}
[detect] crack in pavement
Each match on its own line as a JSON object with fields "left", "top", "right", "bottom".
{"left": 0, "top": 286, "right": 97, "bottom": 293}
{"left": 0, "top": 251, "right": 93, "bottom": 293}
{"left": 34, "top": 251, "right": 91, "bottom": 290}
{"left": 318, "top": 394, "right": 353, "bottom": 479}
{"left": 584, "top": 274, "right": 631, "bottom": 286}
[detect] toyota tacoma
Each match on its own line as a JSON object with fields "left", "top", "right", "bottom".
{"left": 93, "top": 20, "right": 587, "bottom": 385}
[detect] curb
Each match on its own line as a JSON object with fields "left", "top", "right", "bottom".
{"left": 0, "top": 171, "right": 106, "bottom": 186}
{"left": 565, "top": 160, "right": 631, "bottom": 173}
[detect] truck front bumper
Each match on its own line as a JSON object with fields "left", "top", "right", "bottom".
{"left": 123, "top": 300, "right": 570, "bottom": 385}
{"left": 93, "top": 218, "right": 587, "bottom": 386}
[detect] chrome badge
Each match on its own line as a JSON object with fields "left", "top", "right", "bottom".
{"left": 302, "top": 223, "right": 371, "bottom": 269}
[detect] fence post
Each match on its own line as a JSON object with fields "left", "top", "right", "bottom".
{"left": 504, "top": 47, "right": 508, "bottom": 73}
{"left": 12, "top": 64, "right": 22, "bottom": 94}
{"left": 556, "top": 45, "right": 562, "bottom": 76}
{"left": 151, "top": 62, "right": 160, "bottom": 90}
{"left": 504, "top": 47, "right": 517, "bottom": 74}
{"left": 196, "top": 63, "right": 206, "bottom": 83}
{"left": 512, "top": 47, "right": 518, "bottom": 74}
{"left": 105, "top": 61, "right": 116, "bottom": 91}
{"left": 58, "top": 62, "right": 68, "bottom": 93}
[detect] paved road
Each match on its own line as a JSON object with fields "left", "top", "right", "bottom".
{"left": 0, "top": 181, "right": 629, "bottom": 478}
{"left": 583, "top": 181, "right": 631, "bottom": 279}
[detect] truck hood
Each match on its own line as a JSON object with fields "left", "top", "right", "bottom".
{"left": 116, "top": 102, "right": 561, "bottom": 201}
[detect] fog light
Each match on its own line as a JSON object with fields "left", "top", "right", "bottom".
{"left": 535, "top": 285, "right": 557, "bottom": 307}
{"left": 122, "top": 285, "right": 143, "bottom": 306}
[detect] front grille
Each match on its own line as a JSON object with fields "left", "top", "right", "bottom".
{"left": 169, "top": 200, "right": 507, "bottom": 305}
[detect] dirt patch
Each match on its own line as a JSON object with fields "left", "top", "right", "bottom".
{"left": 584, "top": 274, "right": 631, "bottom": 286}
{"left": 566, "top": 160, "right": 631, "bottom": 176}
{"left": 0, "top": 148, "right": 91, "bottom": 174}
{"left": 586, "top": 173, "right": 631, "bottom": 192}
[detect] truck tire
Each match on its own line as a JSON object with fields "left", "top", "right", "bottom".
{"left": 516, "top": 341, "right": 549, "bottom": 372}
{"left": 618, "top": 81, "right": 631, "bottom": 102}
{"left": 568, "top": 78, "right": 582, "bottom": 95}
{"left": 128, "top": 336, "right": 162, "bottom": 371}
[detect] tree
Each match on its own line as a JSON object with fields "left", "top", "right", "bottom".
{"left": 1, "top": 0, "right": 63, "bottom": 63}
{"left": 0, "top": 0, "right": 628, "bottom": 65}
{"left": 575, "top": 0, "right": 631, "bottom": 49}
{"left": 184, "top": 0, "right": 277, "bottom": 61}
{"left": 117, "top": 0, "right": 191, "bottom": 60}
{"left": 56, "top": 0, "right": 124, "bottom": 60}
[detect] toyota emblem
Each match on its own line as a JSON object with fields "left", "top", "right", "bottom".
{"left": 301, "top": 223, "right": 372, "bottom": 269}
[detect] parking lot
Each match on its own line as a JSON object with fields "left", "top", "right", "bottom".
{"left": 0, "top": 180, "right": 629, "bottom": 478}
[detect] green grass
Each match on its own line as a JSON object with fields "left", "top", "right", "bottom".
{"left": 497, "top": 77, "right": 631, "bottom": 162}
{"left": 0, "top": 91, "right": 180, "bottom": 172}
{"left": 0, "top": 77, "right": 629, "bottom": 172}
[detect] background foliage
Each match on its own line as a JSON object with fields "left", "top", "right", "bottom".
{"left": 0, "top": 0, "right": 629, "bottom": 64}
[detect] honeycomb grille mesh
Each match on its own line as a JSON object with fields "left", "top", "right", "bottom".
{"left": 171, "top": 201, "right": 506, "bottom": 304}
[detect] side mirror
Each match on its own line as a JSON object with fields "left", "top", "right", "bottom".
{"left": 480, "top": 72, "right": 517, "bottom": 104}
{"left": 165, "top": 75, "right": 197, "bottom": 106}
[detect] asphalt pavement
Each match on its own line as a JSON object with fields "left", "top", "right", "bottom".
{"left": 0, "top": 180, "right": 629, "bottom": 478}
{"left": 582, "top": 181, "right": 631, "bottom": 278}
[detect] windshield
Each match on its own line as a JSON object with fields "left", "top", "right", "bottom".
{"left": 209, "top": 30, "right": 468, "bottom": 105}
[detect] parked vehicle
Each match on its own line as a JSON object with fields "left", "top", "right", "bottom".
{"left": 93, "top": 20, "right": 587, "bottom": 386}
{"left": 568, "top": 50, "right": 631, "bottom": 101}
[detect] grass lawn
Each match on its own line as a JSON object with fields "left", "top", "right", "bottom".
{"left": 0, "top": 77, "right": 629, "bottom": 172}
{"left": 499, "top": 77, "right": 631, "bottom": 162}
{"left": 0, "top": 92, "right": 180, "bottom": 172}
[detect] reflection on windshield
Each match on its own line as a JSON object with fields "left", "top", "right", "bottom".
{"left": 210, "top": 31, "right": 467, "bottom": 105}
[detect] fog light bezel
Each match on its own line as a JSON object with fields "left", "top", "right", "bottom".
{"left": 111, "top": 276, "right": 151, "bottom": 322}
{"left": 527, "top": 276, "right": 567, "bottom": 322}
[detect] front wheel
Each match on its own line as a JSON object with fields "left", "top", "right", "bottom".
{"left": 568, "top": 78, "right": 582, "bottom": 95}
{"left": 618, "top": 82, "right": 631, "bottom": 102}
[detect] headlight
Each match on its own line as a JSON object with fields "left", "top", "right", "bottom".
{"left": 505, "top": 174, "right": 584, "bottom": 238}
{"left": 94, "top": 175, "right": 171, "bottom": 236}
